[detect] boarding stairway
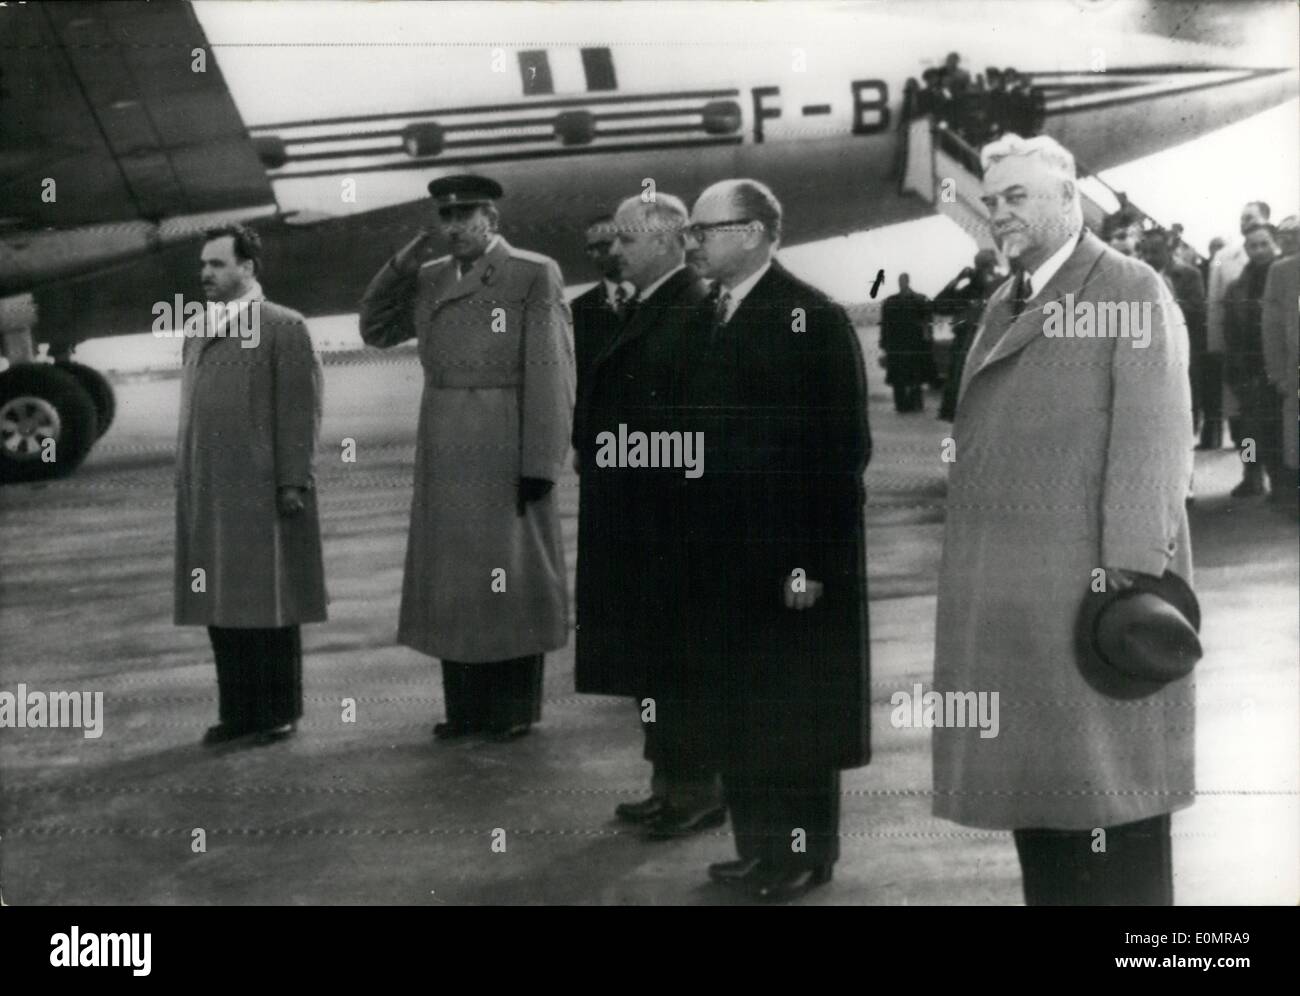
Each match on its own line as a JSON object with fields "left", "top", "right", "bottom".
{"left": 899, "top": 116, "right": 1180, "bottom": 258}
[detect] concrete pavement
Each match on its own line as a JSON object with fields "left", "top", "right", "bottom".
{"left": 1, "top": 328, "right": 1295, "bottom": 905}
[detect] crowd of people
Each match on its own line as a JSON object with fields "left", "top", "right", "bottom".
{"left": 1101, "top": 201, "right": 1299, "bottom": 507}
{"left": 875, "top": 194, "right": 1298, "bottom": 516}
{"left": 905, "top": 51, "right": 1045, "bottom": 150}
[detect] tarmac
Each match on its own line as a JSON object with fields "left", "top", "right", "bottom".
{"left": 1, "top": 326, "right": 1296, "bottom": 905}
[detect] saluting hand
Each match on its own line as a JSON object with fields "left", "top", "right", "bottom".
{"left": 277, "top": 485, "right": 307, "bottom": 518}
{"left": 393, "top": 229, "right": 438, "bottom": 274}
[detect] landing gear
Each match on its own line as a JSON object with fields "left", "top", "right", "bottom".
{"left": 54, "top": 359, "right": 116, "bottom": 438}
{"left": 0, "top": 292, "right": 113, "bottom": 483}
{"left": 0, "top": 363, "right": 98, "bottom": 482}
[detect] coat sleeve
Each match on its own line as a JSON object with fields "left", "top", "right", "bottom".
{"left": 272, "top": 312, "right": 324, "bottom": 489}
{"left": 1100, "top": 270, "right": 1192, "bottom": 577}
{"left": 519, "top": 259, "right": 575, "bottom": 481}
{"left": 1260, "top": 261, "right": 1289, "bottom": 388}
{"left": 1176, "top": 267, "right": 1206, "bottom": 349}
{"left": 359, "top": 259, "right": 419, "bottom": 348}
{"left": 799, "top": 301, "right": 871, "bottom": 582}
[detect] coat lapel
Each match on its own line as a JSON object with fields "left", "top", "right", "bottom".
{"left": 589, "top": 268, "right": 687, "bottom": 375}
{"left": 431, "top": 237, "right": 511, "bottom": 309}
{"left": 963, "top": 231, "right": 1107, "bottom": 395}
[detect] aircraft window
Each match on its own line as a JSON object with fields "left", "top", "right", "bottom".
{"left": 581, "top": 47, "right": 617, "bottom": 91}
{"left": 519, "top": 50, "right": 555, "bottom": 95}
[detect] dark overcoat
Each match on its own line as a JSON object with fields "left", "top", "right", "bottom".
{"left": 678, "top": 261, "right": 872, "bottom": 774}
{"left": 879, "top": 289, "right": 934, "bottom": 386}
{"left": 570, "top": 281, "right": 624, "bottom": 412}
{"left": 573, "top": 268, "right": 708, "bottom": 697}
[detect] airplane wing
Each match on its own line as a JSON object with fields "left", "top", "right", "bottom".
{"left": 0, "top": 0, "right": 275, "bottom": 229}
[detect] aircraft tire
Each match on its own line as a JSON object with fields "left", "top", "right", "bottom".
{"left": 55, "top": 360, "right": 117, "bottom": 438}
{"left": 0, "top": 364, "right": 99, "bottom": 483}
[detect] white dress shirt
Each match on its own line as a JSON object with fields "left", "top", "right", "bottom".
{"left": 1024, "top": 229, "right": 1081, "bottom": 300}
{"left": 604, "top": 278, "right": 636, "bottom": 310}
{"left": 718, "top": 260, "right": 772, "bottom": 322}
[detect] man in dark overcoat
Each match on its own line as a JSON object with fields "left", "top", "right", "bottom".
{"left": 570, "top": 215, "right": 633, "bottom": 404}
{"left": 573, "top": 193, "right": 721, "bottom": 837}
{"left": 879, "top": 273, "right": 935, "bottom": 413}
{"left": 680, "top": 179, "right": 872, "bottom": 901}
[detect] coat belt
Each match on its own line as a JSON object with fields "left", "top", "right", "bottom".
{"left": 425, "top": 367, "right": 520, "bottom": 389}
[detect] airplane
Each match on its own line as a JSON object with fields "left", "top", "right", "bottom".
{"left": 1, "top": 0, "right": 1296, "bottom": 482}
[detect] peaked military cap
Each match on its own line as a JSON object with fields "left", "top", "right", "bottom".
{"left": 427, "top": 174, "right": 504, "bottom": 206}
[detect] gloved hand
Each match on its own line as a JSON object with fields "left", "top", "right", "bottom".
{"left": 516, "top": 477, "right": 553, "bottom": 516}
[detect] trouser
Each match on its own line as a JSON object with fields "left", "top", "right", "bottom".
{"left": 892, "top": 383, "right": 924, "bottom": 413}
{"left": 643, "top": 704, "right": 720, "bottom": 811}
{"left": 723, "top": 769, "right": 841, "bottom": 870}
{"left": 1012, "top": 813, "right": 1172, "bottom": 906}
{"left": 1235, "top": 377, "right": 1284, "bottom": 484}
{"left": 441, "top": 655, "right": 544, "bottom": 730}
{"left": 207, "top": 625, "right": 303, "bottom": 733}
{"left": 1199, "top": 352, "right": 1224, "bottom": 425}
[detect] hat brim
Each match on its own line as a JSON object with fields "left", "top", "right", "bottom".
{"left": 1075, "top": 570, "right": 1201, "bottom": 700}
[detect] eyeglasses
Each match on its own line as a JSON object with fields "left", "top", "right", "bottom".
{"left": 685, "top": 218, "right": 755, "bottom": 241}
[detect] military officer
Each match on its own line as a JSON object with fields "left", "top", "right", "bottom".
{"left": 359, "top": 175, "right": 575, "bottom": 742}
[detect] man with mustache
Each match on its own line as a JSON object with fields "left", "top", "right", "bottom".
{"left": 360, "top": 174, "right": 574, "bottom": 742}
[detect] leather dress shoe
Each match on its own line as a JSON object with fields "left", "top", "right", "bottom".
{"left": 201, "top": 723, "right": 252, "bottom": 746}
{"left": 488, "top": 722, "right": 532, "bottom": 742}
{"left": 644, "top": 804, "right": 726, "bottom": 840}
{"left": 708, "top": 858, "right": 761, "bottom": 884}
{"left": 615, "top": 795, "right": 667, "bottom": 824}
{"left": 433, "top": 720, "right": 479, "bottom": 740}
{"left": 745, "top": 862, "right": 833, "bottom": 903}
{"left": 254, "top": 722, "right": 295, "bottom": 746}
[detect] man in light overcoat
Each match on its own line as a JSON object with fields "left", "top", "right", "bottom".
{"left": 175, "top": 223, "right": 327, "bottom": 747}
{"left": 933, "top": 134, "right": 1195, "bottom": 905}
{"left": 359, "top": 175, "right": 574, "bottom": 742}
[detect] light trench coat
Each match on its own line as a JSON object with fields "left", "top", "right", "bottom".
{"left": 933, "top": 232, "right": 1196, "bottom": 830}
{"left": 174, "top": 291, "right": 327, "bottom": 627}
{"left": 359, "top": 237, "right": 574, "bottom": 662}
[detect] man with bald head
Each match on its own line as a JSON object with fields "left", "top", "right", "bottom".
{"left": 573, "top": 192, "right": 722, "bottom": 838}
{"left": 935, "top": 134, "right": 1196, "bottom": 905}
{"left": 679, "top": 178, "right": 871, "bottom": 900}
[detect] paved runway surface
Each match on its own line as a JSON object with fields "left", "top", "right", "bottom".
{"left": 1, "top": 326, "right": 1296, "bottom": 905}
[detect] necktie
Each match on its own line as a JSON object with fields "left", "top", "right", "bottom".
{"left": 458, "top": 260, "right": 473, "bottom": 280}
{"left": 1010, "top": 271, "right": 1032, "bottom": 320}
{"left": 707, "top": 283, "right": 732, "bottom": 345}
{"left": 613, "top": 283, "right": 630, "bottom": 318}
